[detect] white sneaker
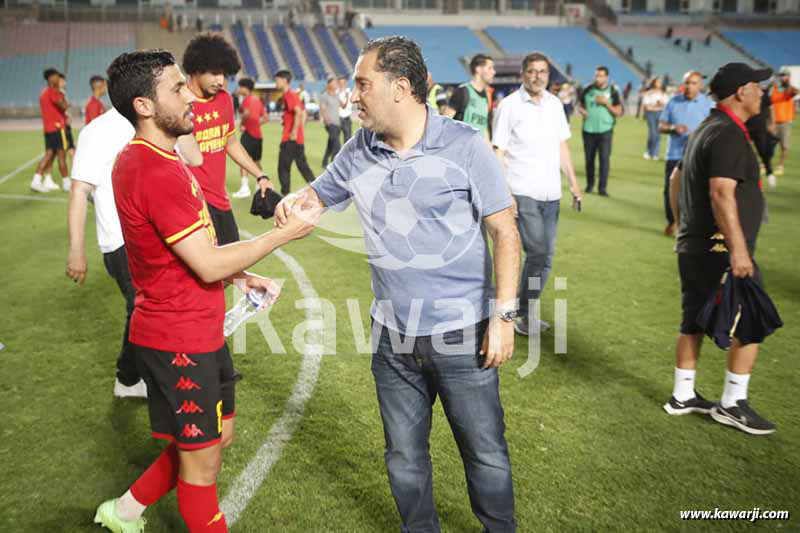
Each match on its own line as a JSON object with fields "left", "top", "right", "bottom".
{"left": 643, "top": 152, "right": 651, "bottom": 160}
{"left": 114, "top": 378, "right": 148, "bottom": 399}
{"left": 61, "top": 177, "right": 71, "bottom": 192}
{"left": 767, "top": 174, "right": 777, "bottom": 188}
{"left": 42, "top": 175, "right": 60, "bottom": 191}
{"left": 232, "top": 185, "right": 251, "bottom": 199}
{"left": 30, "top": 175, "right": 49, "bottom": 193}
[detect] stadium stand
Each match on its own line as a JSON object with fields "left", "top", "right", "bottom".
{"left": 341, "top": 30, "right": 361, "bottom": 65}
{"left": 364, "top": 25, "right": 488, "bottom": 83}
{"left": 66, "top": 23, "right": 135, "bottom": 108}
{"left": 603, "top": 27, "right": 755, "bottom": 84}
{"left": 273, "top": 24, "right": 306, "bottom": 80}
{"left": 230, "top": 22, "right": 260, "bottom": 79}
{"left": 294, "top": 25, "right": 327, "bottom": 80}
{"left": 486, "top": 26, "right": 641, "bottom": 90}
{"left": 722, "top": 30, "right": 800, "bottom": 69}
{"left": 315, "top": 25, "right": 350, "bottom": 77}
{"left": 253, "top": 24, "right": 282, "bottom": 78}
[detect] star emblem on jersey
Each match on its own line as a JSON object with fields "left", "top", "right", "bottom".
{"left": 175, "top": 376, "right": 201, "bottom": 390}
{"left": 176, "top": 400, "right": 204, "bottom": 414}
{"left": 212, "top": 110, "right": 219, "bottom": 119}
{"left": 196, "top": 114, "right": 204, "bottom": 124}
{"left": 180, "top": 424, "right": 205, "bottom": 438}
{"left": 204, "top": 113, "right": 212, "bottom": 121}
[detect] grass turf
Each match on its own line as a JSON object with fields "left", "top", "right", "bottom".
{"left": 0, "top": 117, "right": 797, "bottom": 532}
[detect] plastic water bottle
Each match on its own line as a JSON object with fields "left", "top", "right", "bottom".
{"left": 223, "top": 287, "right": 278, "bottom": 337}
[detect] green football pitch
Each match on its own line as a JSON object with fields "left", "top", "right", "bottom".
{"left": 0, "top": 117, "right": 797, "bottom": 532}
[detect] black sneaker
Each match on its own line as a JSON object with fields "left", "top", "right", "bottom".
{"left": 662, "top": 391, "right": 714, "bottom": 415}
{"left": 711, "top": 400, "right": 776, "bottom": 435}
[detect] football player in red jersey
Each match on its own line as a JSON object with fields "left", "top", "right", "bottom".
{"left": 84, "top": 75, "right": 107, "bottom": 126}
{"left": 182, "top": 34, "right": 274, "bottom": 246}
{"left": 30, "top": 68, "right": 70, "bottom": 193}
{"left": 93, "top": 49, "right": 320, "bottom": 533}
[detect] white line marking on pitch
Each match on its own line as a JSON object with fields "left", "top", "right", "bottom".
{"left": 221, "top": 230, "right": 324, "bottom": 527}
{"left": 0, "top": 193, "right": 67, "bottom": 203}
{"left": 0, "top": 153, "right": 43, "bottom": 186}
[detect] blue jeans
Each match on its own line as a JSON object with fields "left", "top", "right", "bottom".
{"left": 645, "top": 110, "right": 661, "bottom": 158}
{"left": 371, "top": 320, "right": 516, "bottom": 533}
{"left": 516, "top": 196, "right": 560, "bottom": 317}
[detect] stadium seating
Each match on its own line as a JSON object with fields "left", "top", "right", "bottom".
{"left": 341, "top": 31, "right": 361, "bottom": 65}
{"left": 293, "top": 25, "right": 327, "bottom": 80}
{"left": 364, "top": 25, "right": 488, "bottom": 83}
{"left": 486, "top": 26, "right": 641, "bottom": 91}
{"left": 722, "top": 30, "right": 800, "bottom": 70}
{"left": 315, "top": 25, "right": 350, "bottom": 77}
{"left": 252, "top": 24, "right": 281, "bottom": 78}
{"left": 603, "top": 30, "right": 754, "bottom": 85}
{"left": 230, "top": 22, "right": 260, "bottom": 79}
{"left": 273, "top": 24, "right": 306, "bottom": 81}
{"left": 66, "top": 23, "right": 135, "bottom": 108}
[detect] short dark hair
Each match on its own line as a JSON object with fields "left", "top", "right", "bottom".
{"left": 107, "top": 49, "right": 176, "bottom": 127}
{"left": 361, "top": 36, "right": 427, "bottom": 105}
{"left": 275, "top": 70, "right": 292, "bottom": 83}
{"left": 182, "top": 33, "right": 241, "bottom": 76}
{"left": 469, "top": 54, "right": 493, "bottom": 75}
{"left": 327, "top": 76, "right": 337, "bottom": 84}
{"left": 238, "top": 77, "right": 255, "bottom": 91}
{"left": 89, "top": 75, "right": 105, "bottom": 88}
{"left": 596, "top": 66, "right": 609, "bottom": 75}
{"left": 338, "top": 75, "right": 348, "bottom": 81}
{"left": 43, "top": 68, "right": 61, "bottom": 81}
{"left": 522, "top": 52, "right": 549, "bottom": 73}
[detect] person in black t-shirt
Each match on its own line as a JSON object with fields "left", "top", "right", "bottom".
{"left": 664, "top": 63, "right": 776, "bottom": 436}
{"left": 745, "top": 87, "right": 778, "bottom": 187}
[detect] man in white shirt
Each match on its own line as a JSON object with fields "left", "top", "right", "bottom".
{"left": 66, "top": 107, "right": 202, "bottom": 397}
{"left": 493, "top": 52, "right": 582, "bottom": 335}
{"left": 338, "top": 75, "right": 353, "bottom": 143}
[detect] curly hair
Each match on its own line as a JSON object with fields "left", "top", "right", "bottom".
{"left": 361, "top": 36, "right": 427, "bottom": 105}
{"left": 182, "top": 33, "right": 241, "bottom": 76}
{"left": 107, "top": 49, "right": 176, "bottom": 127}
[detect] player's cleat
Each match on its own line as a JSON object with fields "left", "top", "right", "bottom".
{"left": 114, "top": 378, "right": 147, "bottom": 399}
{"left": 42, "top": 175, "right": 60, "bottom": 191}
{"left": 62, "top": 177, "right": 71, "bottom": 192}
{"left": 663, "top": 392, "right": 714, "bottom": 415}
{"left": 30, "top": 175, "right": 50, "bottom": 193}
{"left": 767, "top": 174, "right": 777, "bottom": 188}
{"left": 232, "top": 184, "right": 252, "bottom": 198}
{"left": 774, "top": 165, "right": 784, "bottom": 177}
{"left": 513, "top": 317, "right": 551, "bottom": 336}
{"left": 643, "top": 152, "right": 651, "bottom": 160}
{"left": 94, "top": 499, "right": 146, "bottom": 533}
{"left": 710, "top": 400, "right": 776, "bottom": 435}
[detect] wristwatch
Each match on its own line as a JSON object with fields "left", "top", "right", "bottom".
{"left": 496, "top": 309, "right": 518, "bottom": 322}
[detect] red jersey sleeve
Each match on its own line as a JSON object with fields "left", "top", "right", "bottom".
{"left": 222, "top": 91, "right": 236, "bottom": 139}
{"left": 146, "top": 166, "right": 209, "bottom": 246}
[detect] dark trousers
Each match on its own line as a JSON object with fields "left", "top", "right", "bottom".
{"left": 102, "top": 245, "right": 140, "bottom": 386}
{"left": 322, "top": 124, "right": 341, "bottom": 168}
{"left": 278, "top": 141, "right": 315, "bottom": 196}
{"left": 340, "top": 116, "right": 352, "bottom": 143}
{"left": 664, "top": 159, "right": 680, "bottom": 225}
{"left": 750, "top": 127, "right": 777, "bottom": 175}
{"left": 582, "top": 130, "right": 613, "bottom": 193}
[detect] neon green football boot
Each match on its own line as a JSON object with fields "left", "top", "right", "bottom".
{"left": 93, "top": 499, "right": 146, "bottom": 533}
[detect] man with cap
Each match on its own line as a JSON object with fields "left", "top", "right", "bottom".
{"left": 665, "top": 63, "right": 776, "bottom": 435}
{"left": 770, "top": 68, "right": 797, "bottom": 177}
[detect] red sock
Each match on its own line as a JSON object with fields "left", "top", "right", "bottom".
{"left": 177, "top": 479, "right": 227, "bottom": 532}
{"left": 130, "top": 443, "right": 179, "bottom": 505}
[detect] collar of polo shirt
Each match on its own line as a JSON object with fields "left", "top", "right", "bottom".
{"left": 367, "top": 105, "right": 446, "bottom": 154}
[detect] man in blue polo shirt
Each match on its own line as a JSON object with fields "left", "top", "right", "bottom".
{"left": 276, "top": 36, "right": 521, "bottom": 532}
{"left": 659, "top": 71, "right": 714, "bottom": 236}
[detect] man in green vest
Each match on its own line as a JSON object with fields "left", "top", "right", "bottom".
{"left": 444, "top": 53, "right": 495, "bottom": 142}
{"left": 577, "top": 65, "right": 623, "bottom": 196}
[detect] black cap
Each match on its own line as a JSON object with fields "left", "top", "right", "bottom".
{"left": 709, "top": 63, "right": 772, "bottom": 100}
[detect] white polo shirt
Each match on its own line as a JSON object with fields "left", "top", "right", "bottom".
{"left": 338, "top": 87, "right": 353, "bottom": 119}
{"left": 71, "top": 107, "right": 134, "bottom": 253}
{"left": 492, "top": 87, "right": 571, "bottom": 201}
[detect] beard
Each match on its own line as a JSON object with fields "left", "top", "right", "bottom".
{"left": 154, "top": 105, "right": 194, "bottom": 137}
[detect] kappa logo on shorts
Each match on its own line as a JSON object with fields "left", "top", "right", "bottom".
{"left": 176, "top": 400, "right": 205, "bottom": 414}
{"left": 172, "top": 353, "right": 198, "bottom": 367}
{"left": 175, "top": 376, "right": 202, "bottom": 390}
{"left": 180, "top": 423, "right": 205, "bottom": 438}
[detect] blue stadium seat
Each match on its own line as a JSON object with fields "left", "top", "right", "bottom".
{"left": 273, "top": 24, "right": 305, "bottom": 81}
{"left": 0, "top": 52, "right": 67, "bottom": 108}
{"left": 252, "top": 24, "right": 281, "bottom": 77}
{"left": 486, "top": 26, "right": 640, "bottom": 90}
{"left": 722, "top": 30, "right": 800, "bottom": 70}
{"left": 294, "top": 25, "right": 327, "bottom": 80}
{"left": 230, "top": 23, "right": 259, "bottom": 79}
{"left": 341, "top": 32, "right": 361, "bottom": 65}
{"left": 364, "top": 25, "right": 487, "bottom": 83}
{"left": 315, "top": 25, "right": 350, "bottom": 77}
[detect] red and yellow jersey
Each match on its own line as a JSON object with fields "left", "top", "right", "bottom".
{"left": 84, "top": 95, "right": 106, "bottom": 126}
{"left": 112, "top": 137, "right": 224, "bottom": 354}
{"left": 191, "top": 89, "right": 236, "bottom": 210}
{"left": 241, "top": 94, "right": 267, "bottom": 139}
{"left": 40, "top": 87, "right": 66, "bottom": 133}
{"left": 281, "top": 88, "right": 305, "bottom": 144}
